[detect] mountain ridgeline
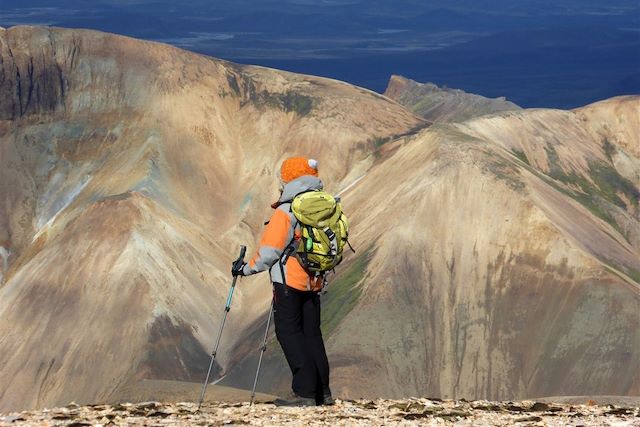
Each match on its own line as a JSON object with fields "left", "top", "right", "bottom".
{"left": 0, "top": 26, "right": 638, "bottom": 411}
{"left": 383, "top": 75, "right": 522, "bottom": 123}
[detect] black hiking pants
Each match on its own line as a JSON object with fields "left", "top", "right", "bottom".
{"left": 273, "top": 282, "right": 330, "bottom": 401}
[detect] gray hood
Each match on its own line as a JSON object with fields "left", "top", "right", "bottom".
{"left": 278, "top": 175, "right": 324, "bottom": 204}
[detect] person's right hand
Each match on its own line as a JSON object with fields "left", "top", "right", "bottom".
{"left": 231, "top": 245, "right": 247, "bottom": 277}
{"left": 232, "top": 261, "right": 246, "bottom": 277}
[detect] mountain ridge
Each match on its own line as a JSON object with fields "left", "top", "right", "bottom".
{"left": 384, "top": 74, "right": 522, "bottom": 123}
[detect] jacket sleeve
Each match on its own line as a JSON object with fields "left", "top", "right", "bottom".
{"left": 242, "top": 208, "right": 293, "bottom": 275}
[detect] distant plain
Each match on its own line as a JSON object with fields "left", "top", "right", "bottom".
{"left": 2, "top": 1, "right": 639, "bottom": 107}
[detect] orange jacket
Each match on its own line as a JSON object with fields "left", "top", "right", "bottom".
{"left": 242, "top": 176, "right": 324, "bottom": 291}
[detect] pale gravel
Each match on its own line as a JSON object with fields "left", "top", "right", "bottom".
{"left": 1, "top": 398, "right": 639, "bottom": 426}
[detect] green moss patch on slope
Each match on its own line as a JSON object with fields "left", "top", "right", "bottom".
{"left": 539, "top": 144, "right": 639, "bottom": 233}
{"left": 249, "top": 90, "right": 315, "bottom": 117}
{"left": 321, "top": 250, "right": 371, "bottom": 337}
{"left": 511, "top": 149, "right": 530, "bottom": 166}
{"left": 223, "top": 71, "right": 315, "bottom": 116}
{"left": 602, "top": 137, "right": 616, "bottom": 161}
{"left": 630, "top": 270, "right": 640, "bottom": 285}
{"left": 488, "top": 157, "right": 526, "bottom": 192}
{"left": 604, "top": 264, "right": 640, "bottom": 286}
{"left": 588, "top": 163, "right": 640, "bottom": 209}
{"left": 372, "top": 135, "right": 392, "bottom": 148}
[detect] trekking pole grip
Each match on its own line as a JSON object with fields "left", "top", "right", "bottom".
{"left": 233, "top": 245, "right": 247, "bottom": 272}
{"left": 226, "top": 245, "right": 247, "bottom": 308}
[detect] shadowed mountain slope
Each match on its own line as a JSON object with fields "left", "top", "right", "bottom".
{"left": 0, "top": 26, "right": 638, "bottom": 411}
{"left": 384, "top": 75, "right": 522, "bottom": 123}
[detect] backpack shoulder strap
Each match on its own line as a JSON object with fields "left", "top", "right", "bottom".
{"left": 276, "top": 203, "right": 298, "bottom": 264}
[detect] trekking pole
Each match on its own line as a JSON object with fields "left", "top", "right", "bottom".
{"left": 197, "top": 245, "right": 247, "bottom": 411}
{"left": 250, "top": 297, "right": 275, "bottom": 405}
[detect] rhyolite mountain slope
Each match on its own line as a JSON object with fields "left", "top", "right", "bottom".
{"left": 0, "top": 26, "right": 639, "bottom": 411}
{"left": 223, "top": 95, "right": 640, "bottom": 400}
{"left": 0, "top": 25, "right": 423, "bottom": 411}
{"left": 322, "top": 97, "right": 639, "bottom": 400}
{"left": 384, "top": 75, "right": 522, "bottom": 123}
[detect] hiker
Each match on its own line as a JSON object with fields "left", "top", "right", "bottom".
{"left": 232, "top": 157, "right": 334, "bottom": 407}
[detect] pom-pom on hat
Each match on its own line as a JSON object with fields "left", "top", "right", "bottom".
{"left": 280, "top": 157, "right": 319, "bottom": 183}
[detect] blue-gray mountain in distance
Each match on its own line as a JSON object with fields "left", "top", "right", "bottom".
{"left": 2, "top": 0, "right": 639, "bottom": 108}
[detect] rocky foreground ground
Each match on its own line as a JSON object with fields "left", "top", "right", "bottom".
{"left": 1, "top": 398, "right": 639, "bottom": 426}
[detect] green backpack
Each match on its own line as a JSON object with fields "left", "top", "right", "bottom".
{"left": 290, "top": 190, "right": 351, "bottom": 273}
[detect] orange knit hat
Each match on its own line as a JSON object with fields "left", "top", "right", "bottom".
{"left": 280, "top": 157, "right": 319, "bottom": 183}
